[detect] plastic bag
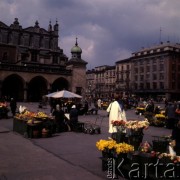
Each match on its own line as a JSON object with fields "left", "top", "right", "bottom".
{"left": 169, "top": 145, "right": 176, "bottom": 156}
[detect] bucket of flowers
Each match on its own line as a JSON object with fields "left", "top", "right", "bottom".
{"left": 126, "top": 119, "right": 149, "bottom": 136}
{"left": 96, "top": 138, "right": 117, "bottom": 171}
{"left": 111, "top": 120, "right": 127, "bottom": 143}
{"left": 114, "top": 142, "right": 134, "bottom": 170}
{"left": 96, "top": 138, "right": 134, "bottom": 171}
{"left": 135, "top": 106, "right": 146, "bottom": 115}
{"left": 153, "top": 114, "right": 166, "bottom": 127}
{"left": 125, "top": 120, "right": 149, "bottom": 150}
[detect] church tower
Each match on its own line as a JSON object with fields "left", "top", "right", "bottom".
{"left": 67, "top": 38, "right": 88, "bottom": 96}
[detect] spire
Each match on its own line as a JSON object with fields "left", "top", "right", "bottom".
{"left": 48, "top": 20, "right": 52, "bottom": 31}
{"left": 34, "top": 20, "right": 39, "bottom": 28}
{"left": 54, "top": 18, "right": 59, "bottom": 32}
{"left": 75, "top": 37, "right": 78, "bottom": 46}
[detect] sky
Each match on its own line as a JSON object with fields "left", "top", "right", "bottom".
{"left": 0, "top": 0, "right": 180, "bottom": 69}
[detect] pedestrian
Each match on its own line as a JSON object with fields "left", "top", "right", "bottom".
{"left": 84, "top": 100, "right": 89, "bottom": 115}
{"left": 171, "top": 120, "right": 180, "bottom": 155}
{"left": 69, "top": 105, "right": 79, "bottom": 130}
{"left": 97, "top": 99, "right": 101, "bottom": 110}
{"left": 106, "top": 94, "right": 127, "bottom": 134}
{"left": 10, "top": 98, "right": 17, "bottom": 116}
{"left": 52, "top": 104, "right": 66, "bottom": 132}
{"left": 165, "top": 102, "right": 176, "bottom": 129}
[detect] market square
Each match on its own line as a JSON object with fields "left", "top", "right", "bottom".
{"left": 0, "top": 101, "right": 176, "bottom": 180}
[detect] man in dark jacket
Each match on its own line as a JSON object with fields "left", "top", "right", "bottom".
{"left": 10, "top": 98, "right": 17, "bottom": 116}
{"left": 69, "top": 105, "right": 78, "bottom": 130}
{"left": 171, "top": 120, "right": 180, "bottom": 155}
{"left": 52, "top": 104, "right": 66, "bottom": 132}
{"left": 165, "top": 102, "right": 176, "bottom": 129}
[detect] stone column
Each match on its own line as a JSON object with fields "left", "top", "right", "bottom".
{"left": 23, "top": 82, "right": 28, "bottom": 102}
{"left": 0, "top": 80, "right": 2, "bottom": 98}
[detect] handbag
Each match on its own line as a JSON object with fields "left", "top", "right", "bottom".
{"left": 107, "top": 103, "right": 112, "bottom": 117}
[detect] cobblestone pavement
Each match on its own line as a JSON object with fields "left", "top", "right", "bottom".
{"left": 0, "top": 102, "right": 171, "bottom": 180}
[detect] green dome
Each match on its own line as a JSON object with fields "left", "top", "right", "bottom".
{"left": 71, "top": 45, "right": 82, "bottom": 53}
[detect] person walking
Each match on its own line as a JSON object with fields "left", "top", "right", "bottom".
{"left": 171, "top": 120, "right": 180, "bottom": 155}
{"left": 10, "top": 98, "right": 17, "bottom": 116}
{"left": 69, "top": 105, "right": 79, "bottom": 131}
{"left": 52, "top": 104, "right": 66, "bottom": 132}
{"left": 106, "top": 94, "right": 127, "bottom": 134}
{"left": 165, "top": 102, "right": 176, "bottom": 129}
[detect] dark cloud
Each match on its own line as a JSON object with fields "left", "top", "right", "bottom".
{"left": 0, "top": 0, "right": 179, "bottom": 69}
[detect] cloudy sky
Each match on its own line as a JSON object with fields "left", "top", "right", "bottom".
{"left": 0, "top": 0, "right": 180, "bottom": 69}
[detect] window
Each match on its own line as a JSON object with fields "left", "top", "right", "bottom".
{"left": 76, "top": 87, "right": 82, "bottom": 95}
{"left": 153, "top": 82, "right": 157, "bottom": 89}
{"left": 146, "top": 82, "right": 150, "bottom": 89}
{"left": 140, "top": 67, "right": 144, "bottom": 73}
{"left": 2, "top": 52, "right": 8, "bottom": 61}
{"left": 140, "top": 61, "right": 144, "bottom": 65}
{"left": 153, "top": 59, "right": 156, "bottom": 64}
{"left": 140, "top": 75, "right": 144, "bottom": 81}
{"left": 53, "top": 55, "right": 58, "bottom": 64}
{"left": 160, "top": 82, "right": 164, "bottom": 89}
{"left": 44, "top": 38, "right": 49, "bottom": 49}
{"left": 146, "top": 66, "right": 150, "bottom": 72}
{"left": 153, "top": 65, "right": 157, "bottom": 71}
{"left": 172, "top": 64, "right": 176, "bottom": 71}
{"left": 172, "top": 73, "right": 176, "bottom": 81}
{"left": 159, "top": 64, "right": 164, "bottom": 71}
{"left": 135, "top": 75, "right": 138, "bottom": 81}
{"left": 159, "top": 73, "right": 164, "bottom": 80}
{"left": 135, "top": 68, "right": 138, "bottom": 73}
{"left": 146, "top": 74, "right": 150, "bottom": 79}
{"left": 2, "top": 32, "right": 8, "bottom": 43}
{"left": 153, "top": 74, "right": 157, "bottom": 80}
{"left": 31, "top": 52, "right": 37, "bottom": 62}
{"left": 140, "top": 83, "right": 144, "bottom": 89}
{"left": 172, "top": 82, "right": 176, "bottom": 89}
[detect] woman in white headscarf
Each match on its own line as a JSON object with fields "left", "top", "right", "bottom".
{"left": 107, "top": 95, "right": 127, "bottom": 134}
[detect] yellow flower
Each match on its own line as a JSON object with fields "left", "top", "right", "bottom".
{"left": 96, "top": 139, "right": 134, "bottom": 155}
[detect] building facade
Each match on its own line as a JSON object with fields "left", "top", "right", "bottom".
{"left": 131, "top": 42, "right": 180, "bottom": 100}
{"left": 0, "top": 18, "right": 87, "bottom": 101}
{"left": 86, "top": 65, "right": 116, "bottom": 99}
{"left": 86, "top": 42, "right": 180, "bottom": 101}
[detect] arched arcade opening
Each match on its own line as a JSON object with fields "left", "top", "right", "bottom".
{"left": 51, "top": 78, "right": 69, "bottom": 92}
{"left": 2, "top": 74, "right": 24, "bottom": 101}
{"left": 27, "top": 76, "right": 47, "bottom": 102}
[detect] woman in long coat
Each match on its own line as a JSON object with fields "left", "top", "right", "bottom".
{"left": 107, "top": 96, "right": 127, "bottom": 134}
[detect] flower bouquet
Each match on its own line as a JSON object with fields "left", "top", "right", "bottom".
{"left": 96, "top": 139, "right": 134, "bottom": 171}
{"left": 111, "top": 120, "right": 127, "bottom": 143}
{"left": 139, "top": 141, "right": 152, "bottom": 153}
{"left": 96, "top": 139, "right": 134, "bottom": 157}
{"left": 125, "top": 120, "right": 149, "bottom": 150}
{"left": 111, "top": 120, "right": 126, "bottom": 132}
{"left": 157, "top": 153, "right": 180, "bottom": 163}
{"left": 135, "top": 107, "right": 146, "bottom": 115}
{"left": 126, "top": 119, "right": 149, "bottom": 135}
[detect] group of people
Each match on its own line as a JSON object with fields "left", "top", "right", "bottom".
{"left": 52, "top": 104, "right": 79, "bottom": 133}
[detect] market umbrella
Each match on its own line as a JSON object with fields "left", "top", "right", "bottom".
{"left": 45, "top": 90, "right": 82, "bottom": 98}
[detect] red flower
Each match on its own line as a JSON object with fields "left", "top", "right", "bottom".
{"left": 111, "top": 120, "right": 126, "bottom": 126}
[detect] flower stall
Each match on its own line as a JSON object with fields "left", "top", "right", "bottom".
{"left": 96, "top": 138, "right": 134, "bottom": 173}
{"left": 13, "top": 110, "right": 55, "bottom": 138}
{"left": 0, "top": 102, "right": 9, "bottom": 119}
{"left": 111, "top": 120, "right": 127, "bottom": 143}
{"left": 135, "top": 107, "right": 146, "bottom": 115}
{"left": 125, "top": 120, "right": 149, "bottom": 150}
{"left": 96, "top": 119, "right": 180, "bottom": 180}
